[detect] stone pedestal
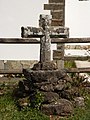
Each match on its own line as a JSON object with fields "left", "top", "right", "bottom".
{"left": 21, "top": 62, "right": 73, "bottom": 116}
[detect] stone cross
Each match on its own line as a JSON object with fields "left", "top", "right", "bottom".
{"left": 21, "top": 15, "right": 69, "bottom": 63}
{"left": 21, "top": 15, "right": 69, "bottom": 64}
{"left": 39, "top": 14, "right": 52, "bottom": 63}
{"left": 44, "top": 0, "right": 66, "bottom": 69}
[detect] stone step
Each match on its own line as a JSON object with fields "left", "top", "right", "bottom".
{"left": 44, "top": 3, "right": 64, "bottom": 10}
{"left": 51, "top": 10, "right": 64, "bottom": 19}
{"left": 49, "top": 0, "right": 65, "bottom": 4}
{"left": 41, "top": 99, "right": 73, "bottom": 116}
{"left": 51, "top": 19, "right": 64, "bottom": 26}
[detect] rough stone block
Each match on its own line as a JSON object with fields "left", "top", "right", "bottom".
{"left": 41, "top": 99, "right": 73, "bottom": 116}
{"left": 56, "top": 60, "right": 64, "bottom": 69}
{"left": 44, "top": 4, "right": 64, "bottom": 10}
{"left": 21, "top": 27, "right": 44, "bottom": 38}
{"left": 0, "top": 60, "right": 4, "bottom": 69}
{"left": 51, "top": 19, "right": 64, "bottom": 26}
{"left": 49, "top": 0, "right": 65, "bottom": 3}
{"left": 51, "top": 10, "right": 64, "bottom": 19}
{"left": 20, "top": 60, "right": 38, "bottom": 69}
{"left": 42, "top": 92, "right": 59, "bottom": 103}
{"left": 41, "top": 62, "right": 58, "bottom": 70}
{"left": 32, "top": 61, "right": 58, "bottom": 70}
{"left": 4, "top": 61, "right": 22, "bottom": 70}
{"left": 53, "top": 50, "right": 64, "bottom": 60}
{"left": 23, "top": 69, "right": 67, "bottom": 83}
{"left": 4, "top": 60, "right": 38, "bottom": 70}
{"left": 34, "top": 83, "right": 54, "bottom": 92}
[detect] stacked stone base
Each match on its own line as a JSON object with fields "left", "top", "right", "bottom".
{"left": 21, "top": 62, "right": 74, "bottom": 116}
{"left": 14, "top": 62, "right": 87, "bottom": 116}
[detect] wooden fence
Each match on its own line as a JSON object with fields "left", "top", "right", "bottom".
{"left": 0, "top": 0, "right": 90, "bottom": 74}
{"left": 0, "top": 37, "right": 90, "bottom": 74}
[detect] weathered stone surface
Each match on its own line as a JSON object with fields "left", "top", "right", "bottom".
{"left": 42, "top": 62, "right": 58, "bottom": 70}
{"left": 21, "top": 27, "right": 43, "bottom": 38}
{"left": 49, "top": 0, "right": 65, "bottom": 3}
{"left": 0, "top": 60, "right": 4, "bottom": 69}
{"left": 44, "top": 4, "right": 64, "bottom": 10}
{"left": 61, "top": 87, "right": 81, "bottom": 100}
{"left": 40, "top": 84, "right": 54, "bottom": 91}
{"left": 21, "top": 26, "right": 69, "bottom": 38}
{"left": 33, "top": 76, "right": 71, "bottom": 92}
{"left": 39, "top": 14, "right": 52, "bottom": 62}
{"left": 23, "top": 69, "right": 67, "bottom": 83}
{"left": 20, "top": 60, "right": 38, "bottom": 69}
{"left": 4, "top": 60, "right": 38, "bottom": 70}
{"left": 32, "top": 61, "right": 58, "bottom": 70}
{"left": 42, "top": 92, "right": 59, "bottom": 103}
{"left": 16, "top": 67, "right": 76, "bottom": 116}
{"left": 51, "top": 10, "right": 64, "bottom": 19}
{"left": 40, "top": 36, "right": 51, "bottom": 62}
{"left": 39, "top": 14, "right": 52, "bottom": 29}
{"left": 41, "top": 99, "right": 73, "bottom": 116}
{"left": 74, "top": 97, "right": 85, "bottom": 107}
{"left": 54, "top": 82, "right": 65, "bottom": 91}
{"left": 50, "top": 26, "right": 69, "bottom": 36}
{"left": 4, "top": 61, "right": 22, "bottom": 70}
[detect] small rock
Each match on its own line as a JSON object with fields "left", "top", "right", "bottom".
{"left": 40, "top": 84, "right": 54, "bottom": 91}
{"left": 64, "top": 75, "right": 72, "bottom": 83}
{"left": 41, "top": 99, "right": 73, "bottom": 116}
{"left": 17, "top": 97, "right": 30, "bottom": 108}
{"left": 0, "top": 91, "right": 4, "bottom": 96}
{"left": 42, "top": 92, "right": 59, "bottom": 103}
{"left": 74, "top": 97, "right": 85, "bottom": 107}
{"left": 54, "top": 84, "right": 65, "bottom": 91}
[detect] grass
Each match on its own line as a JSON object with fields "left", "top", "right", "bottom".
{"left": 62, "top": 95, "right": 90, "bottom": 120}
{"left": 0, "top": 93, "right": 49, "bottom": 120}
{"left": 0, "top": 79, "right": 49, "bottom": 120}
{"left": 0, "top": 68, "right": 90, "bottom": 120}
{"left": 63, "top": 61, "right": 90, "bottom": 120}
{"left": 64, "top": 61, "right": 76, "bottom": 68}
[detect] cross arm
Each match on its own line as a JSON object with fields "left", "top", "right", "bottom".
{"left": 21, "top": 26, "right": 69, "bottom": 38}
{"left": 21, "top": 27, "right": 44, "bottom": 38}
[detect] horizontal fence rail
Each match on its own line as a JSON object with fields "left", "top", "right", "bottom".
{"left": 0, "top": 37, "right": 90, "bottom": 73}
{"left": 0, "top": 68, "right": 90, "bottom": 74}
{"left": 0, "top": 37, "right": 90, "bottom": 44}
{"left": 64, "top": 56, "right": 90, "bottom": 61}
{"left": 0, "top": 69, "right": 23, "bottom": 74}
{"left": 65, "top": 68, "right": 90, "bottom": 73}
